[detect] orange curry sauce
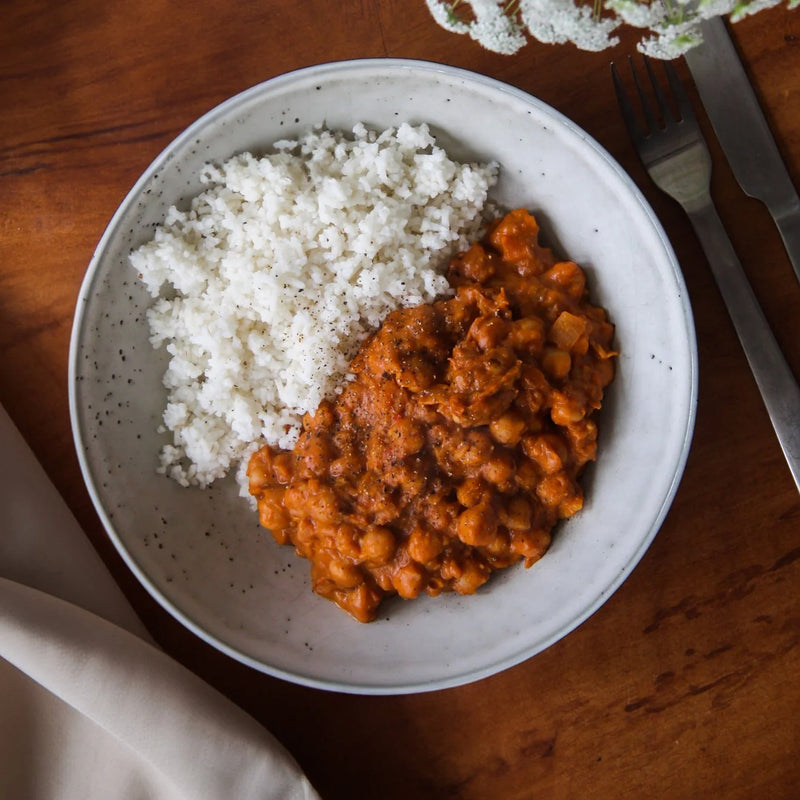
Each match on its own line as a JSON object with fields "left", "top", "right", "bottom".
{"left": 248, "top": 209, "right": 617, "bottom": 622}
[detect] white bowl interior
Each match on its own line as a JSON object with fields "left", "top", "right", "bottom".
{"left": 70, "top": 59, "right": 697, "bottom": 693}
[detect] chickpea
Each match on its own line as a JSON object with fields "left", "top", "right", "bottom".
{"left": 517, "top": 365, "right": 549, "bottom": 414}
{"left": 412, "top": 404, "right": 439, "bottom": 425}
{"left": 256, "top": 487, "right": 290, "bottom": 531}
{"left": 509, "top": 316, "right": 545, "bottom": 352}
{"left": 281, "top": 481, "right": 306, "bottom": 516}
{"left": 452, "top": 430, "right": 493, "bottom": 469}
{"left": 393, "top": 352, "right": 437, "bottom": 392}
{"left": 558, "top": 491, "right": 584, "bottom": 519}
{"left": 480, "top": 528, "right": 511, "bottom": 557}
{"left": 456, "top": 476, "right": 486, "bottom": 508}
{"left": 481, "top": 450, "right": 515, "bottom": 486}
{"left": 523, "top": 433, "right": 567, "bottom": 474}
{"left": 550, "top": 389, "right": 586, "bottom": 425}
{"left": 323, "top": 556, "right": 361, "bottom": 589}
{"left": 269, "top": 527, "right": 291, "bottom": 547}
{"left": 248, "top": 464, "right": 269, "bottom": 494}
{"left": 359, "top": 525, "right": 397, "bottom": 566}
{"left": 456, "top": 502, "right": 497, "bottom": 547}
{"left": 301, "top": 433, "right": 333, "bottom": 475}
{"left": 542, "top": 260, "right": 586, "bottom": 299}
{"left": 513, "top": 404, "right": 542, "bottom": 435}
{"left": 572, "top": 335, "right": 590, "bottom": 356}
{"left": 489, "top": 410, "right": 526, "bottom": 446}
{"left": 293, "top": 519, "right": 317, "bottom": 557}
{"left": 450, "top": 242, "right": 495, "bottom": 282}
{"left": 536, "top": 471, "right": 573, "bottom": 508}
{"left": 515, "top": 458, "right": 541, "bottom": 493}
{"left": 541, "top": 346, "right": 572, "bottom": 380}
{"left": 271, "top": 452, "right": 294, "bottom": 484}
{"left": 329, "top": 454, "right": 362, "bottom": 479}
{"left": 371, "top": 565, "right": 394, "bottom": 592}
{"left": 510, "top": 529, "right": 552, "bottom": 563}
{"left": 285, "top": 479, "right": 339, "bottom": 523}
{"left": 451, "top": 558, "right": 491, "bottom": 595}
{"left": 407, "top": 526, "right": 444, "bottom": 564}
{"left": 356, "top": 474, "right": 399, "bottom": 524}
{"left": 390, "top": 418, "right": 426, "bottom": 458}
{"left": 469, "top": 315, "right": 509, "bottom": 350}
{"left": 439, "top": 557, "right": 463, "bottom": 582}
{"left": 384, "top": 462, "right": 426, "bottom": 499}
{"left": 304, "top": 400, "right": 336, "bottom": 431}
{"left": 423, "top": 493, "right": 458, "bottom": 531}
{"left": 365, "top": 430, "right": 386, "bottom": 473}
{"left": 425, "top": 575, "right": 445, "bottom": 597}
{"left": 502, "top": 494, "right": 532, "bottom": 531}
{"left": 310, "top": 573, "right": 336, "bottom": 600}
{"left": 343, "top": 582, "right": 383, "bottom": 624}
{"left": 592, "top": 356, "right": 615, "bottom": 387}
{"left": 334, "top": 523, "right": 361, "bottom": 560}
{"left": 482, "top": 540, "right": 521, "bottom": 570}
{"left": 489, "top": 215, "right": 538, "bottom": 271}
{"left": 392, "top": 562, "right": 426, "bottom": 599}
{"left": 566, "top": 419, "right": 598, "bottom": 468}
{"left": 428, "top": 423, "right": 450, "bottom": 452}
{"left": 246, "top": 446, "right": 273, "bottom": 488}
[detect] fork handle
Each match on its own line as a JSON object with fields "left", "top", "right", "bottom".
{"left": 688, "top": 202, "right": 800, "bottom": 493}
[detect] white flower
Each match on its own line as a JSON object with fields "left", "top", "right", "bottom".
{"left": 425, "top": 0, "right": 472, "bottom": 32}
{"left": 426, "top": 0, "right": 528, "bottom": 53}
{"left": 520, "top": 0, "right": 620, "bottom": 50}
{"left": 426, "top": 0, "right": 798, "bottom": 59}
{"left": 637, "top": 22, "right": 704, "bottom": 59}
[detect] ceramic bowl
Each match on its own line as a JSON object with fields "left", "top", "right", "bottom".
{"left": 69, "top": 59, "right": 697, "bottom": 694}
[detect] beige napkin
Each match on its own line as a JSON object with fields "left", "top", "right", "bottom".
{"left": 0, "top": 403, "right": 320, "bottom": 800}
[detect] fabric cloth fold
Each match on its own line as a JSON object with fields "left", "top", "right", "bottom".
{"left": 0, "top": 403, "right": 320, "bottom": 799}
{"left": 0, "top": 402, "right": 148, "bottom": 638}
{"left": 0, "top": 579, "right": 318, "bottom": 800}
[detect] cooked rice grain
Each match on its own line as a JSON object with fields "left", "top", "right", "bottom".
{"left": 131, "top": 123, "right": 497, "bottom": 488}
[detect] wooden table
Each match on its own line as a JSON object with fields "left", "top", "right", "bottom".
{"left": 2, "top": 2, "right": 799, "bottom": 797}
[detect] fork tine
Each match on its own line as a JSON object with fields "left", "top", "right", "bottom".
{"left": 662, "top": 60, "right": 696, "bottom": 122}
{"left": 643, "top": 55, "right": 677, "bottom": 125}
{"left": 610, "top": 61, "right": 644, "bottom": 143}
{"left": 629, "top": 55, "right": 659, "bottom": 135}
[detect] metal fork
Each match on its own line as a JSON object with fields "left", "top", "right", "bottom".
{"left": 612, "top": 56, "right": 800, "bottom": 494}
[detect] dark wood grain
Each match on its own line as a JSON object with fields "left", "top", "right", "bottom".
{"left": 2, "top": 2, "right": 799, "bottom": 798}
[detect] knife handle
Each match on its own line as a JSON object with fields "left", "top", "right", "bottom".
{"left": 688, "top": 202, "right": 800, "bottom": 493}
{"left": 774, "top": 199, "right": 800, "bottom": 286}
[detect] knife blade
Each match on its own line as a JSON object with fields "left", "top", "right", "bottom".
{"left": 685, "top": 16, "right": 800, "bottom": 285}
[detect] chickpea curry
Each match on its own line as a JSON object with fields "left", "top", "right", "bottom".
{"left": 248, "top": 209, "right": 617, "bottom": 622}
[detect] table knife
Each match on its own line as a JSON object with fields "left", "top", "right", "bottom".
{"left": 685, "top": 16, "right": 800, "bottom": 285}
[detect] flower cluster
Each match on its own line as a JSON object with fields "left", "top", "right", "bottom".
{"left": 425, "top": 0, "right": 797, "bottom": 59}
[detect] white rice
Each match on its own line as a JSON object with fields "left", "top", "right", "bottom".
{"left": 130, "top": 122, "right": 498, "bottom": 489}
